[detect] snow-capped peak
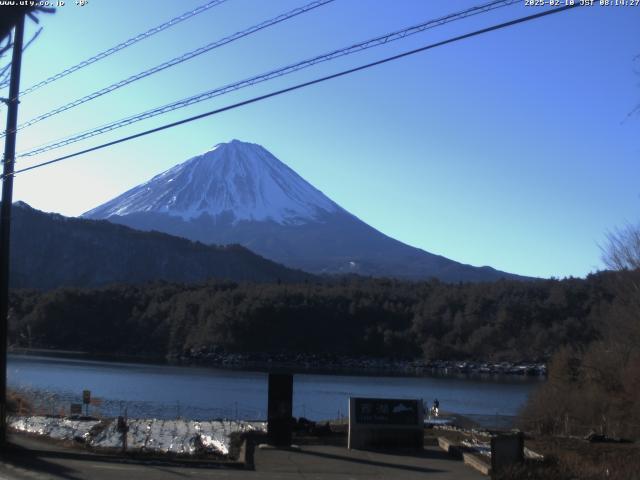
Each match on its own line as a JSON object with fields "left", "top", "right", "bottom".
{"left": 83, "top": 139, "right": 340, "bottom": 225}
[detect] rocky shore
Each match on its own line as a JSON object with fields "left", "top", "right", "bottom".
{"left": 175, "top": 347, "right": 547, "bottom": 377}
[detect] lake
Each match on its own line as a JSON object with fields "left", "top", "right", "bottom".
{"left": 7, "top": 354, "right": 543, "bottom": 427}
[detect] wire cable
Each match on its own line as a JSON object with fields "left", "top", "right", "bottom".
{"left": 16, "top": 0, "right": 520, "bottom": 157}
{"left": 7, "top": 3, "right": 580, "bottom": 179}
{"left": 1, "top": 0, "right": 230, "bottom": 94}
{"left": 8, "top": 0, "right": 334, "bottom": 135}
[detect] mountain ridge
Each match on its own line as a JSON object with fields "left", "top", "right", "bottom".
{"left": 84, "top": 140, "right": 527, "bottom": 282}
{"left": 84, "top": 139, "right": 341, "bottom": 225}
{"left": 9, "top": 201, "right": 313, "bottom": 289}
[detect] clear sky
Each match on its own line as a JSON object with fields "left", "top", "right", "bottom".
{"left": 1, "top": 0, "right": 638, "bottom": 279}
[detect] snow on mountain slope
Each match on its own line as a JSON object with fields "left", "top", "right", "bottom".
{"left": 84, "top": 140, "right": 340, "bottom": 225}
{"left": 84, "top": 139, "right": 526, "bottom": 282}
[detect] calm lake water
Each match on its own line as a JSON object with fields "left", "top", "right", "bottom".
{"left": 8, "top": 354, "right": 543, "bottom": 426}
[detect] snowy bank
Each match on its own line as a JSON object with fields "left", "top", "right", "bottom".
{"left": 8, "top": 416, "right": 266, "bottom": 457}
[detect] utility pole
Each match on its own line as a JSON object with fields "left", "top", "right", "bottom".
{"left": 0, "top": 13, "right": 26, "bottom": 446}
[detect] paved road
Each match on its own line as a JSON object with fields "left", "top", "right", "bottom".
{"left": 0, "top": 434, "right": 485, "bottom": 480}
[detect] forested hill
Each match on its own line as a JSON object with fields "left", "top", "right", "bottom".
{"left": 9, "top": 270, "right": 632, "bottom": 362}
{"left": 9, "top": 202, "right": 312, "bottom": 289}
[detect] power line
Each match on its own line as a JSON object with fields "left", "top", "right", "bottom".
{"left": 17, "top": 0, "right": 520, "bottom": 158}
{"left": 7, "top": 0, "right": 334, "bottom": 135}
{"left": 0, "top": 0, "right": 230, "bottom": 94}
{"left": 7, "top": 3, "right": 580, "bottom": 179}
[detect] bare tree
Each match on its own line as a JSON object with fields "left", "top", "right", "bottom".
{"left": 602, "top": 223, "right": 640, "bottom": 271}
{"left": 0, "top": 27, "right": 41, "bottom": 86}
{"left": 0, "top": 7, "right": 53, "bottom": 96}
{"left": 0, "top": 6, "right": 53, "bottom": 45}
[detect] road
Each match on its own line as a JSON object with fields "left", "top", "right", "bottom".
{"left": 0, "top": 433, "right": 485, "bottom": 480}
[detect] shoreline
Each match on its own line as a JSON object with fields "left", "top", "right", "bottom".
{"left": 174, "top": 349, "right": 547, "bottom": 378}
{"left": 9, "top": 347, "right": 547, "bottom": 378}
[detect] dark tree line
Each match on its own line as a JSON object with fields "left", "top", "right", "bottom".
{"left": 7, "top": 271, "right": 629, "bottom": 363}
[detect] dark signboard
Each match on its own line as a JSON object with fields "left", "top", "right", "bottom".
{"left": 82, "top": 390, "right": 91, "bottom": 405}
{"left": 267, "top": 373, "right": 293, "bottom": 446}
{"left": 354, "top": 398, "right": 419, "bottom": 425}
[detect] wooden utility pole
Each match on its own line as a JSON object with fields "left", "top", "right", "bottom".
{"left": 0, "top": 13, "right": 25, "bottom": 446}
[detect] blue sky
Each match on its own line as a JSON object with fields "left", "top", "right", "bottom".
{"left": 1, "top": 0, "right": 638, "bottom": 279}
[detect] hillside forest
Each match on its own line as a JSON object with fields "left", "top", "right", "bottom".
{"left": 8, "top": 271, "right": 630, "bottom": 363}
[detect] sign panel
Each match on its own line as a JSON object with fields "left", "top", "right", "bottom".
{"left": 354, "top": 398, "right": 419, "bottom": 425}
{"left": 348, "top": 397, "right": 424, "bottom": 450}
{"left": 82, "top": 390, "right": 91, "bottom": 405}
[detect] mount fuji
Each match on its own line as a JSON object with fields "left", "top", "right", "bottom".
{"left": 84, "top": 140, "right": 521, "bottom": 282}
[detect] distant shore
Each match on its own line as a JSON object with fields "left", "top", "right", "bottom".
{"left": 9, "top": 347, "right": 547, "bottom": 377}
{"left": 7, "top": 347, "right": 165, "bottom": 365}
{"left": 174, "top": 348, "right": 548, "bottom": 377}
{"left": 9, "top": 347, "right": 89, "bottom": 356}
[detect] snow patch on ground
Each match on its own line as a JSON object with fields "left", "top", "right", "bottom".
{"left": 9, "top": 416, "right": 99, "bottom": 442}
{"left": 8, "top": 416, "right": 266, "bottom": 457}
{"left": 461, "top": 439, "right": 491, "bottom": 457}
